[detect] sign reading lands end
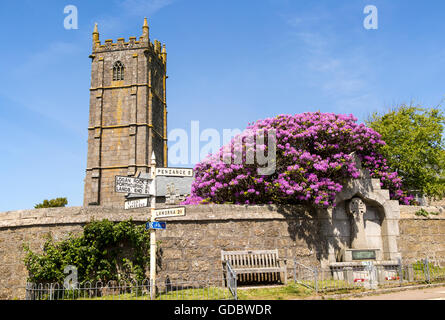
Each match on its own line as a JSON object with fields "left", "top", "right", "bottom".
{"left": 115, "top": 176, "right": 152, "bottom": 195}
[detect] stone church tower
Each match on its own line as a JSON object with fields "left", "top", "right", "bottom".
{"left": 84, "top": 19, "right": 168, "bottom": 206}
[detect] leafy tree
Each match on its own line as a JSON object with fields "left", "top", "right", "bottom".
{"left": 367, "top": 105, "right": 445, "bottom": 199}
{"left": 23, "top": 219, "right": 150, "bottom": 284}
{"left": 34, "top": 197, "right": 68, "bottom": 209}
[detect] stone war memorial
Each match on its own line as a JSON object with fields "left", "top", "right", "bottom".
{"left": 318, "top": 155, "right": 402, "bottom": 288}
{"left": 0, "top": 18, "right": 444, "bottom": 300}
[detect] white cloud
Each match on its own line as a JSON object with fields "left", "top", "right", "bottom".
{"left": 284, "top": 14, "right": 377, "bottom": 115}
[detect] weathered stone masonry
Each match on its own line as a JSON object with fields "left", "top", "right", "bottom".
{"left": 0, "top": 205, "right": 444, "bottom": 299}
{"left": 84, "top": 20, "right": 168, "bottom": 207}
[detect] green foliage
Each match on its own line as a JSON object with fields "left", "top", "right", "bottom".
{"left": 23, "top": 219, "right": 150, "bottom": 284}
{"left": 415, "top": 208, "right": 439, "bottom": 217}
{"left": 34, "top": 197, "right": 68, "bottom": 208}
{"left": 367, "top": 105, "right": 445, "bottom": 199}
{"left": 415, "top": 209, "right": 429, "bottom": 217}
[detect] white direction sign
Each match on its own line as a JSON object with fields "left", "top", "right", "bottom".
{"left": 153, "top": 207, "right": 186, "bottom": 219}
{"left": 155, "top": 168, "right": 193, "bottom": 177}
{"left": 124, "top": 198, "right": 149, "bottom": 210}
{"left": 115, "top": 176, "right": 152, "bottom": 195}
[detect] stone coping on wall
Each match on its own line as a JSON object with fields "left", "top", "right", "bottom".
{"left": 1, "top": 204, "right": 443, "bottom": 229}
{"left": 0, "top": 206, "right": 148, "bottom": 228}
{"left": 399, "top": 205, "right": 445, "bottom": 220}
{"left": 0, "top": 204, "right": 315, "bottom": 228}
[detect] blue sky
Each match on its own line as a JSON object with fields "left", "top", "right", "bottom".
{"left": 1, "top": 0, "right": 445, "bottom": 211}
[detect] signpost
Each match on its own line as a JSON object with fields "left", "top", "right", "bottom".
{"left": 116, "top": 152, "right": 191, "bottom": 299}
{"left": 148, "top": 206, "right": 187, "bottom": 298}
{"left": 124, "top": 198, "right": 149, "bottom": 210}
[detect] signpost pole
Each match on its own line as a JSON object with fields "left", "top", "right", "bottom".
{"left": 150, "top": 205, "right": 156, "bottom": 299}
{"left": 149, "top": 152, "right": 157, "bottom": 300}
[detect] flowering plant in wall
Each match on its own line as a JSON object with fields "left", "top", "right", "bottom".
{"left": 183, "top": 112, "right": 414, "bottom": 207}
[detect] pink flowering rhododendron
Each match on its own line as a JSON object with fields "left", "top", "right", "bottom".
{"left": 183, "top": 112, "right": 414, "bottom": 207}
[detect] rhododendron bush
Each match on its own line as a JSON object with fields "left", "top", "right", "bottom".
{"left": 183, "top": 112, "right": 414, "bottom": 207}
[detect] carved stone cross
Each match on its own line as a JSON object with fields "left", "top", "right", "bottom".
{"left": 347, "top": 197, "right": 368, "bottom": 249}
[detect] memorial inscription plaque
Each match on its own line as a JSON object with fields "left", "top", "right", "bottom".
{"left": 352, "top": 250, "right": 377, "bottom": 261}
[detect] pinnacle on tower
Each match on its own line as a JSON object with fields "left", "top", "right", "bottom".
{"left": 142, "top": 17, "right": 149, "bottom": 40}
{"left": 92, "top": 22, "right": 99, "bottom": 45}
{"left": 162, "top": 44, "right": 167, "bottom": 63}
{"left": 151, "top": 151, "right": 157, "bottom": 166}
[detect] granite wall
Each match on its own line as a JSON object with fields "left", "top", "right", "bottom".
{"left": 0, "top": 204, "right": 444, "bottom": 299}
{"left": 397, "top": 205, "right": 445, "bottom": 263}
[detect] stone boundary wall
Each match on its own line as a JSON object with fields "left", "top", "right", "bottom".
{"left": 398, "top": 205, "right": 445, "bottom": 263}
{"left": 0, "top": 204, "right": 444, "bottom": 299}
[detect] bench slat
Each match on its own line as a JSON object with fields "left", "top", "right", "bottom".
{"left": 234, "top": 268, "right": 285, "bottom": 274}
{"left": 221, "top": 250, "right": 280, "bottom": 255}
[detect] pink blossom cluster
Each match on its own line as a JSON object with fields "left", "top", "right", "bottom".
{"left": 183, "top": 112, "right": 414, "bottom": 207}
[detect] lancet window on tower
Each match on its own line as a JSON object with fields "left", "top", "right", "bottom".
{"left": 112, "top": 61, "right": 125, "bottom": 81}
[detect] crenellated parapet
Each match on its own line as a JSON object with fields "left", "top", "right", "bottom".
{"left": 92, "top": 18, "right": 166, "bottom": 65}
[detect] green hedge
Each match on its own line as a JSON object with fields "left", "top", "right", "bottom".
{"left": 23, "top": 219, "right": 150, "bottom": 284}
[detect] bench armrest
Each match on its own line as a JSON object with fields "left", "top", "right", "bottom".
{"left": 278, "top": 258, "right": 288, "bottom": 271}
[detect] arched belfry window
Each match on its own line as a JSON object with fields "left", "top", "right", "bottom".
{"left": 113, "top": 61, "right": 124, "bottom": 81}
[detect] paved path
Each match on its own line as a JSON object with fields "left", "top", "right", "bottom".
{"left": 350, "top": 285, "right": 445, "bottom": 300}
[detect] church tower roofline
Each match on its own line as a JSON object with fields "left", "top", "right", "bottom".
{"left": 91, "top": 19, "right": 164, "bottom": 65}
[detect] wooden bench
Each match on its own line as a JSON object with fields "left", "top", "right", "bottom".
{"left": 221, "top": 249, "right": 287, "bottom": 284}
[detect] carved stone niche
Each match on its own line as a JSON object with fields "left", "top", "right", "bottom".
{"left": 317, "top": 153, "right": 401, "bottom": 268}
{"left": 340, "top": 196, "right": 383, "bottom": 262}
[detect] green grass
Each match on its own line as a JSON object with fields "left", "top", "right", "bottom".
{"left": 412, "top": 262, "right": 445, "bottom": 281}
{"left": 41, "top": 284, "right": 316, "bottom": 300}
{"left": 73, "top": 287, "right": 232, "bottom": 300}
{"left": 72, "top": 284, "right": 315, "bottom": 300}
{"left": 296, "top": 279, "right": 367, "bottom": 294}
{"left": 35, "top": 271, "right": 445, "bottom": 300}
{"left": 237, "top": 283, "right": 314, "bottom": 300}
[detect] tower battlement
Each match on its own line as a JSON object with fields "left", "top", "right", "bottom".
{"left": 91, "top": 18, "right": 166, "bottom": 64}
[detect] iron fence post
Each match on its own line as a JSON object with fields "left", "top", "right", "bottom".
{"left": 234, "top": 271, "right": 238, "bottom": 300}
{"left": 150, "top": 279, "right": 154, "bottom": 300}
{"left": 293, "top": 258, "right": 297, "bottom": 283}
{"left": 314, "top": 268, "right": 319, "bottom": 293}
{"left": 397, "top": 257, "right": 403, "bottom": 286}
{"left": 25, "top": 283, "right": 30, "bottom": 301}
{"left": 226, "top": 261, "right": 238, "bottom": 300}
{"left": 425, "top": 258, "right": 431, "bottom": 283}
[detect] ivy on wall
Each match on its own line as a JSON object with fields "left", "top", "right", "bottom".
{"left": 23, "top": 219, "right": 150, "bottom": 284}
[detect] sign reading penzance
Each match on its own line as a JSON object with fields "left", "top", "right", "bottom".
{"left": 155, "top": 168, "right": 193, "bottom": 177}
{"left": 115, "top": 176, "right": 152, "bottom": 195}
